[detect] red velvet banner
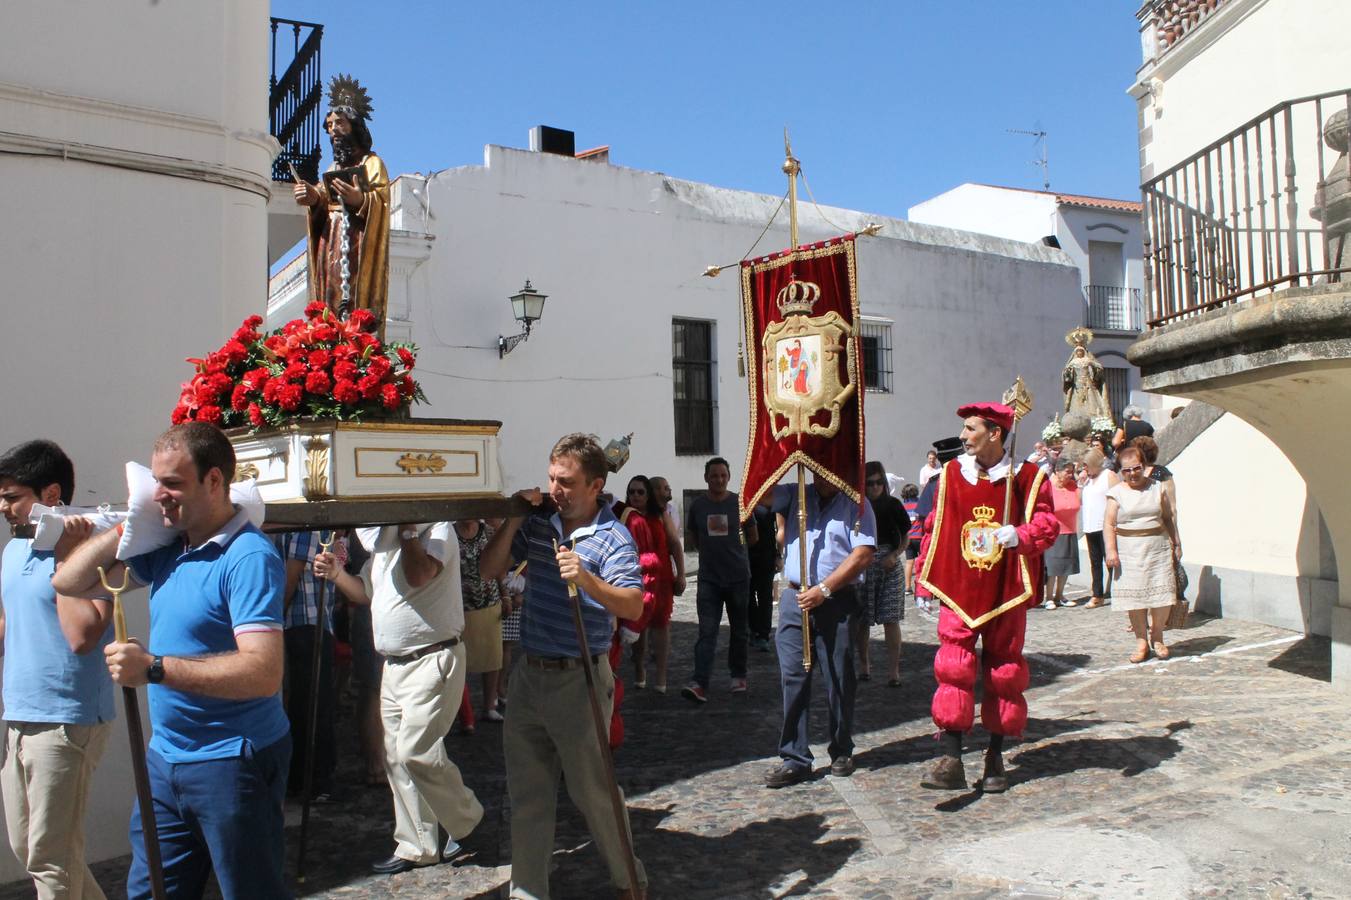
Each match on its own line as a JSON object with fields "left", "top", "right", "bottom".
{"left": 737, "top": 235, "right": 865, "bottom": 522}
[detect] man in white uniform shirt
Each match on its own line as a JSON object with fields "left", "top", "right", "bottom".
{"left": 358, "top": 522, "right": 483, "bottom": 875}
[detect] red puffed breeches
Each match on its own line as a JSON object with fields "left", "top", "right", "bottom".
{"left": 931, "top": 604, "right": 1029, "bottom": 737}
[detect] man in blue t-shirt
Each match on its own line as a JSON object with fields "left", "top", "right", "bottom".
{"left": 0, "top": 439, "right": 115, "bottom": 899}
{"left": 53, "top": 423, "right": 290, "bottom": 900}
{"left": 481, "top": 433, "right": 648, "bottom": 899}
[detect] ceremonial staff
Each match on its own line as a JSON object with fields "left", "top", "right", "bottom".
{"left": 553, "top": 539, "right": 643, "bottom": 893}
{"left": 1000, "top": 377, "right": 1034, "bottom": 525}
{"left": 98, "top": 566, "right": 167, "bottom": 900}
{"left": 297, "top": 530, "right": 336, "bottom": 883}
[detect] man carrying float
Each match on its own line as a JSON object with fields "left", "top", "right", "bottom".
{"left": 916, "top": 397, "right": 1058, "bottom": 794}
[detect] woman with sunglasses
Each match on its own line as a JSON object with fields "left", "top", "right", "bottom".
{"left": 855, "top": 461, "right": 911, "bottom": 686}
{"left": 1104, "top": 444, "right": 1181, "bottom": 663}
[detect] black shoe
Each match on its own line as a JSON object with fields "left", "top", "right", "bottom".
{"left": 764, "top": 762, "right": 811, "bottom": 788}
{"left": 370, "top": 854, "right": 429, "bottom": 875}
{"left": 830, "top": 756, "right": 855, "bottom": 777}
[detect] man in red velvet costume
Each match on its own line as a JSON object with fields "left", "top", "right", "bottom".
{"left": 915, "top": 402, "right": 1058, "bottom": 792}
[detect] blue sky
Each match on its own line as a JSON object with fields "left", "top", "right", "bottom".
{"left": 271, "top": 1, "right": 1145, "bottom": 218}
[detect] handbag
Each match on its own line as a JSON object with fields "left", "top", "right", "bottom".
{"left": 1166, "top": 558, "right": 1189, "bottom": 630}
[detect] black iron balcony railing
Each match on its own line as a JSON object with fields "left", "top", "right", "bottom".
{"left": 270, "top": 18, "right": 323, "bottom": 184}
{"left": 1084, "top": 285, "right": 1142, "bottom": 332}
{"left": 1143, "top": 88, "right": 1351, "bottom": 327}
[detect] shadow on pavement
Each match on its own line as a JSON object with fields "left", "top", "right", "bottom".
{"left": 1006, "top": 720, "right": 1192, "bottom": 786}
{"left": 1165, "top": 634, "right": 1234, "bottom": 657}
{"left": 1268, "top": 635, "right": 1331, "bottom": 682}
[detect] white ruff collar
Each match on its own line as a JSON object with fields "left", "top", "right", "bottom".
{"left": 958, "top": 454, "right": 1018, "bottom": 485}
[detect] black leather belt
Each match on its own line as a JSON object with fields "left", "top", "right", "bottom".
{"left": 385, "top": 636, "right": 460, "bottom": 664}
{"left": 524, "top": 653, "right": 604, "bottom": 671}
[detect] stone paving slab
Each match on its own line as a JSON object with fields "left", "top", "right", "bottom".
{"left": 7, "top": 587, "right": 1347, "bottom": 898}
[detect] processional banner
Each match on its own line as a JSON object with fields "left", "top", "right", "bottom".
{"left": 737, "top": 235, "right": 865, "bottom": 521}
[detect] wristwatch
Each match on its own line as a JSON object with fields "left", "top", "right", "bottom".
{"left": 147, "top": 655, "right": 165, "bottom": 685}
{"left": 399, "top": 529, "right": 420, "bottom": 541}
{"left": 819, "top": 582, "right": 833, "bottom": 600}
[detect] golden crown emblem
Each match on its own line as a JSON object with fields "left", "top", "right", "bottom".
{"left": 776, "top": 279, "right": 821, "bottom": 317}
{"left": 972, "top": 505, "right": 996, "bottom": 520}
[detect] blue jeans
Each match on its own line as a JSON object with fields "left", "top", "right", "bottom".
{"left": 775, "top": 587, "right": 857, "bottom": 769}
{"left": 692, "top": 579, "right": 749, "bottom": 688}
{"left": 127, "top": 735, "right": 291, "bottom": 900}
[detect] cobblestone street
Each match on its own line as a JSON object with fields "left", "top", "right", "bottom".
{"left": 22, "top": 583, "right": 1350, "bottom": 899}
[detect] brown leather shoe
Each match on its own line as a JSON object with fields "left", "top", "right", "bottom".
{"left": 920, "top": 755, "right": 966, "bottom": 790}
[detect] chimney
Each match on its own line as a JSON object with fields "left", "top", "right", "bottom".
{"left": 529, "top": 126, "right": 576, "bottom": 157}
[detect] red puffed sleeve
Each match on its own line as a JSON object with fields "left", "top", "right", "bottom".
{"left": 1015, "top": 475, "right": 1059, "bottom": 557}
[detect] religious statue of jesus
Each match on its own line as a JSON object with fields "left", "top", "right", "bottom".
{"left": 292, "top": 74, "right": 390, "bottom": 337}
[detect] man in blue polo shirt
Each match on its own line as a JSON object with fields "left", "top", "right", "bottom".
{"left": 53, "top": 423, "right": 289, "bottom": 900}
{"left": 0, "top": 439, "right": 115, "bottom": 899}
{"left": 481, "top": 432, "right": 648, "bottom": 899}
{"left": 766, "top": 474, "right": 876, "bottom": 788}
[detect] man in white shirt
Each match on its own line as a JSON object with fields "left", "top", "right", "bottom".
{"left": 357, "top": 523, "right": 483, "bottom": 875}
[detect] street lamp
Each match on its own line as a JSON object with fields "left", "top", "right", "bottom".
{"left": 498, "top": 280, "right": 549, "bottom": 358}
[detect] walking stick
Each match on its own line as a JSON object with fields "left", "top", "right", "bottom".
{"left": 297, "top": 530, "right": 335, "bottom": 883}
{"left": 796, "top": 464, "right": 812, "bottom": 672}
{"left": 554, "top": 540, "right": 643, "bottom": 895}
{"left": 99, "top": 566, "right": 167, "bottom": 900}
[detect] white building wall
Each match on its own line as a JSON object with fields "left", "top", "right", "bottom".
{"left": 1133, "top": 0, "right": 1351, "bottom": 180}
{"left": 908, "top": 185, "right": 1059, "bottom": 246}
{"left": 275, "top": 147, "right": 1086, "bottom": 502}
{"left": 0, "top": 0, "right": 275, "bottom": 879}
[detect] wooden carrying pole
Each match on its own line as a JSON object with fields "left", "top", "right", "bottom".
{"left": 297, "top": 531, "right": 335, "bottom": 882}
{"left": 785, "top": 135, "right": 813, "bottom": 672}
{"left": 99, "top": 566, "right": 167, "bottom": 900}
{"left": 554, "top": 540, "right": 642, "bottom": 893}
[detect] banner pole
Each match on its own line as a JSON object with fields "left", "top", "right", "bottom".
{"left": 797, "top": 464, "right": 811, "bottom": 672}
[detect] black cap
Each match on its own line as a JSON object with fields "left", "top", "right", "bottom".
{"left": 932, "top": 436, "right": 963, "bottom": 463}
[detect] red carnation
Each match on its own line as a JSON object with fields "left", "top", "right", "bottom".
{"left": 171, "top": 404, "right": 190, "bottom": 425}
{"left": 197, "top": 404, "right": 223, "bottom": 425}
{"left": 357, "top": 373, "right": 382, "bottom": 399}
{"left": 304, "top": 370, "right": 332, "bottom": 395}
{"left": 193, "top": 379, "right": 218, "bottom": 407}
{"left": 284, "top": 361, "right": 307, "bottom": 382}
{"left": 248, "top": 402, "right": 265, "bottom": 427}
{"left": 311, "top": 323, "right": 338, "bottom": 343}
{"left": 347, "top": 309, "right": 377, "bottom": 332}
{"left": 333, "top": 359, "right": 359, "bottom": 382}
{"left": 207, "top": 372, "right": 234, "bottom": 396}
{"left": 222, "top": 340, "right": 249, "bottom": 365}
{"left": 230, "top": 383, "right": 250, "bottom": 411}
{"left": 367, "top": 355, "right": 392, "bottom": 379}
{"left": 396, "top": 347, "right": 416, "bottom": 369}
{"left": 304, "top": 301, "right": 327, "bottom": 320}
{"left": 398, "top": 374, "right": 417, "bottom": 398}
{"left": 242, "top": 367, "right": 271, "bottom": 391}
{"left": 262, "top": 377, "right": 282, "bottom": 403}
{"left": 243, "top": 314, "right": 264, "bottom": 330}
{"left": 380, "top": 383, "right": 402, "bottom": 409}
{"left": 308, "top": 349, "right": 332, "bottom": 370}
{"left": 333, "top": 379, "right": 361, "bottom": 405}
{"left": 333, "top": 343, "right": 358, "bottom": 362}
{"left": 278, "top": 383, "right": 303, "bottom": 412}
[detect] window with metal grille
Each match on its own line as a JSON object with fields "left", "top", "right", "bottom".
{"left": 1104, "top": 367, "right": 1131, "bottom": 423}
{"left": 671, "top": 319, "right": 716, "bottom": 455}
{"left": 859, "top": 318, "right": 893, "bottom": 393}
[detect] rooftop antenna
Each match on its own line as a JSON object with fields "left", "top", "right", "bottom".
{"left": 1008, "top": 126, "right": 1049, "bottom": 190}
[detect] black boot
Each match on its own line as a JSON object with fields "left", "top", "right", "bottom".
{"left": 921, "top": 731, "right": 967, "bottom": 790}
{"left": 981, "top": 734, "right": 1008, "bottom": 793}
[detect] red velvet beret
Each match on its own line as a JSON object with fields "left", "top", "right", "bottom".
{"left": 956, "top": 402, "right": 1014, "bottom": 433}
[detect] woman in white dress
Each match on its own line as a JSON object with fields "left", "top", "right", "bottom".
{"left": 1105, "top": 444, "right": 1181, "bottom": 663}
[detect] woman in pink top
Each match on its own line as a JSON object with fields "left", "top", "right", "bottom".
{"left": 1042, "top": 458, "right": 1082, "bottom": 609}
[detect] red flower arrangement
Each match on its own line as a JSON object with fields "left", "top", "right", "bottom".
{"left": 171, "top": 302, "right": 426, "bottom": 429}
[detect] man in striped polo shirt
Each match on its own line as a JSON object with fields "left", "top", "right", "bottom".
{"left": 482, "top": 433, "right": 648, "bottom": 899}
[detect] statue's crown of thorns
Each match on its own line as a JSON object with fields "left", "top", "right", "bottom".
{"left": 328, "top": 74, "right": 374, "bottom": 122}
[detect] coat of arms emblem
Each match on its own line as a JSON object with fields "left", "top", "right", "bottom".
{"left": 960, "top": 504, "right": 1005, "bottom": 571}
{"left": 761, "top": 279, "right": 858, "bottom": 440}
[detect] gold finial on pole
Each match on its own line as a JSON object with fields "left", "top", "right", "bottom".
{"left": 1000, "top": 376, "right": 1035, "bottom": 527}
{"left": 784, "top": 128, "right": 801, "bottom": 250}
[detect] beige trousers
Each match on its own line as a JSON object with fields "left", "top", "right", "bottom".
{"left": 380, "top": 644, "right": 484, "bottom": 863}
{"left": 1, "top": 721, "right": 111, "bottom": 900}
{"left": 505, "top": 656, "right": 645, "bottom": 899}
